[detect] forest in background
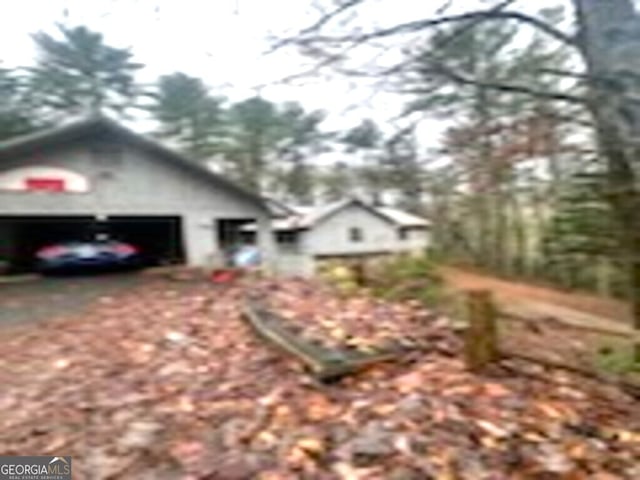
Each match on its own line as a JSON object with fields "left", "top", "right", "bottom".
{"left": 0, "top": 25, "right": 423, "bottom": 207}
{"left": 0, "top": 6, "right": 634, "bottom": 305}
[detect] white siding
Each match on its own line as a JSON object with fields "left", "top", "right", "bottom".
{"left": 0, "top": 143, "right": 262, "bottom": 216}
{"left": 400, "top": 228, "right": 430, "bottom": 253}
{"left": 274, "top": 252, "right": 315, "bottom": 277}
{"left": 305, "top": 204, "right": 399, "bottom": 256}
{"left": 0, "top": 140, "right": 271, "bottom": 267}
{"left": 272, "top": 204, "right": 431, "bottom": 276}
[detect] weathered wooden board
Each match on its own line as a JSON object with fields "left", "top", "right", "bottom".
{"left": 242, "top": 297, "right": 408, "bottom": 381}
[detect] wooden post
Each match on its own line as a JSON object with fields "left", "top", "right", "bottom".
{"left": 595, "top": 256, "right": 613, "bottom": 297}
{"left": 464, "top": 290, "right": 498, "bottom": 372}
{"left": 352, "top": 260, "right": 366, "bottom": 287}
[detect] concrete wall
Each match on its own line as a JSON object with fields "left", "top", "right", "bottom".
{"left": 274, "top": 251, "right": 315, "bottom": 277}
{"left": 402, "top": 228, "right": 430, "bottom": 253}
{"left": 0, "top": 140, "right": 271, "bottom": 266}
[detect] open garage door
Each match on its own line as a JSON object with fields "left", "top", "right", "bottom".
{"left": 0, "top": 216, "right": 95, "bottom": 272}
{"left": 106, "top": 216, "right": 184, "bottom": 267}
{"left": 0, "top": 215, "right": 185, "bottom": 273}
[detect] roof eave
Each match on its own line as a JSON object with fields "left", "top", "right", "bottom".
{"left": 0, "top": 115, "right": 268, "bottom": 213}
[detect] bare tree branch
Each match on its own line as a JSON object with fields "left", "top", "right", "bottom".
{"left": 432, "top": 0, "right": 517, "bottom": 50}
{"left": 253, "top": 40, "right": 369, "bottom": 90}
{"left": 268, "top": 0, "right": 367, "bottom": 53}
{"left": 294, "top": 9, "right": 576, "bottom": 48}
{"left": 434, "top": 0, "right": 453, "bottom": 16}
{"left": 264, "top": 0, "right": 569, "bottom": 101}
{"left": 538, "top": 68, "right": 590, "bottom": 80}
{"left": 403, "top": 63, "right": 586, "bottom": 105}
{"left": 330, "top": 61, "right": 586, "bottom": 106}
{"left": 325, "top": 0, "right": 519, "bottom": 79}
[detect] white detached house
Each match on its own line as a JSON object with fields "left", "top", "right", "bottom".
{"left": 249, "top": 198, "right": 430, "bottom": 276}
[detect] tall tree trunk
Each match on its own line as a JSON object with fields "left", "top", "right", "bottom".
{"left": 493, "top": 179, "right": 508, "bottom": 274}
{"left": 574, "top": 0, "right": 640, "bottom": 358}
{"left": 475, "top": 86, "right": 497, "bottom": 270}
{"left": 509, "top": 189, "right": 528, "bottom": 277}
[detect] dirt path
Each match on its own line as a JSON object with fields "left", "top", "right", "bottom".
{"left": 440, "top": 266, "right": 634, "bottom": 332}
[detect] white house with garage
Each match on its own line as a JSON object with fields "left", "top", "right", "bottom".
{"left": 0, "top": 115, "right": 275, "bottom": 272}
{"left": 250, "top": 198, "right": 430, "bottom": 276}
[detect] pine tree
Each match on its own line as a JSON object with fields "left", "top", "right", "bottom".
{"left": 28, "top": 25, "right": 143, "bottom": 118}
{"left": 224, "top": 97, "right": 327, "bottom": 195}
{"left": 380, "top": 129, "right": 424, "bottom": 212}
{"left": 403, "top": 11, "right": 575, "bottom": 272}
{"left": 321, "top": 161, "right": 354, "bottom": 202}
{"left": 0, "top": 66, "right": 39, "bottom": 140}
{"left": 340, "top": 119, "right": 385, "bottom": 202}
{"left": 276, "top": 102, "right": 327, "bottom": 204}
{"left": 542, "top": 168, "right": 621, "bottom": 291}
{"left": 223, "top": 97, "right": 288, "bottom": 193}
{"left": 149, "top": 72, "right": 225, "bottom": 160}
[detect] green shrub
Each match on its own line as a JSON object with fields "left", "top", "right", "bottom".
{"left": 318, "top": 261, "right": 360, "bottom": 295}
{"left": 367, "top": 253, "right": 442, "bottom": 306}
{"left": 593, "top": 343, "right": 640, "bottom": 375}
{"left": 317, "top": 253, "right": 443, "bottom": 305}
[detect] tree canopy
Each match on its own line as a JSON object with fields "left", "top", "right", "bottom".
{"left": 0, "top": 66, "right": 38, "bottom": 140}
{"left": 149, "top": 72, "right": 226, "bottom": 160}
{"left": 28, "top": 25, "right": 144, "bottom": 119}
{"left": 274, "top": 0, "right": 640, "bottom": 353}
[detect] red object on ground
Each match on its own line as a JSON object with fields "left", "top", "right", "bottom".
{"left": 210, "top": 269, "right": 238, "bottom": 284}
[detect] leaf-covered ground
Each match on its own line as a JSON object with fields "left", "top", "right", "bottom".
{"left": 0, "top": 276, "right": 638, "bottom": 479}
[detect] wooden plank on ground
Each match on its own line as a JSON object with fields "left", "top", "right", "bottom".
{"left": 242, "top": 297, "right": 407, "bottom": 381}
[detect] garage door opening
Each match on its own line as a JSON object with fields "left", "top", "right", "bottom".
{"left": 0, "top": 216, "right": 185, "bottom": 273}
{"left": 106, "top": 216, "right": 184, "bottom": 267}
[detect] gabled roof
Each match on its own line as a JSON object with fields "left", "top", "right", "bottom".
{"left": 247, "top": 198, "right": 430, "bottom": 232}
{"left": 264, "top": 197, "right": 300, "bottom": 218}
{"left": 0, "top": 115, "right": 267, "bottom": 211}
{"left": 377, "top": 207, "right": 430, "bottom": 228}
{"left": 305, "top": 198, "right": 396, "bottom": 228}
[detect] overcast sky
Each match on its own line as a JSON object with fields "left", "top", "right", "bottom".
{"left": 0, "top": 0, "right": 571, "bottom": 142}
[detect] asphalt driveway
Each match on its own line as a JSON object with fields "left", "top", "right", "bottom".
{"left": 0, "top": 273, "right": 145, "bottom": 327}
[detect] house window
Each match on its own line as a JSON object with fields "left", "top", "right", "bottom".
{"left": 398, "top": 229, "right": 408, "bottom": 241}
{"left": 349, "top": 227, "right": 363, "bottom": 242}
{"left": 276, "top": 231, "right": 299, "bottom": 251}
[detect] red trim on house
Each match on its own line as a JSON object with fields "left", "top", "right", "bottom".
{"left": 24, "top": 178, "right": 66, "bottom": 192}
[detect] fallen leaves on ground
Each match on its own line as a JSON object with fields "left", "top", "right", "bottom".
{"left": 262, "top": 278, "right": 444, "bottom": 353}
{"left": 0, "top": 275, "right": 638, "bottom": 479}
